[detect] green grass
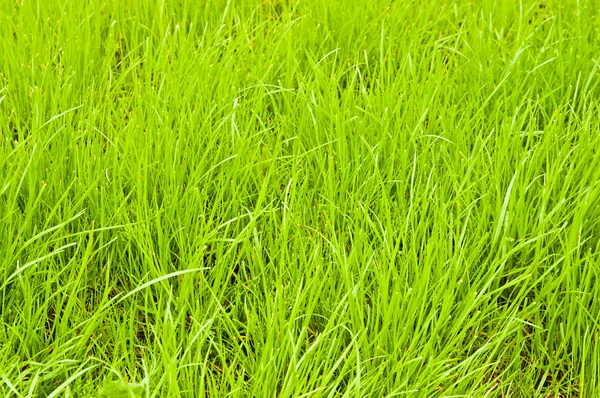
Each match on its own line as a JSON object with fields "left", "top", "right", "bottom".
{"left": 1, "top": 0, "right": 600, "bottom": 396}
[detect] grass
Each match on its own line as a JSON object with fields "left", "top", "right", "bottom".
{"left": 1, "top": 0, "right": 600, "bottom": 396}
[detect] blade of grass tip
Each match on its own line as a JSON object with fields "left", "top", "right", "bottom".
{"left": 0, "top": 182, "right": 10, "bottom": 197}
{"left": 35, "top": 104, "right": 84, "bottom": 133}
{"left": 480, "top": 46, "right": 527, "bottom": 110}
{"left": 493, "top": 170, "right": 518, "bottom": 244}
{"left": 114, "top": 268, "right": 208, "bottom": 305}
{"left": 315, "top": 48, "right": 340, "bottom": 68}
{"left": 25, "top": 371, "right": 40, "bottom": 398}
{"left": 180, "top": 318, "right": 215, "bottom": 360}
{"left": 11, "top": 142, "right": 36, "bottom": 202}
{"left": 1, "top": 242, "right": 78, "bottom": 290}
{"left": 46, "top": 364, "right": 98, "bottom": 398}
{"left": 527, "top": 56, "right": 557, "bottom": 76}
{"left": 59, "top": 229, "right": 97, "bottom": 337}
{"left": 199, "top": 154, "right": 238, "bottom": 181}
{"left": 20, "top": 210, "right": 86, "bottom": 251}
{"left": 75, "top": 270, "right": 208, "bottom": 340}
{"left": 2, "top": 374, "right": 24, "bottom": 398}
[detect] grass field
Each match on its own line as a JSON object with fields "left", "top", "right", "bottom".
{"left": 1, "top": 0, "right": 600, "bottom": 396}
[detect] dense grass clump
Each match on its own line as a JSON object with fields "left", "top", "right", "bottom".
{"left": 1, "top": 0, "right": 600, "bottom": 396}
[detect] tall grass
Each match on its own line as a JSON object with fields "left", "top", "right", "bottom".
{"left": 1, "top": 0, "right": 599, "bottom": 396}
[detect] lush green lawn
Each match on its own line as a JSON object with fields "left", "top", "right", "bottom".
{"left": 1, "top": 0, "right": 599, "bottom": 396}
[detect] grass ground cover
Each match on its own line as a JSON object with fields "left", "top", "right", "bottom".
{"left": 1, "top": 0, "right": 600, "bottom": 396}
